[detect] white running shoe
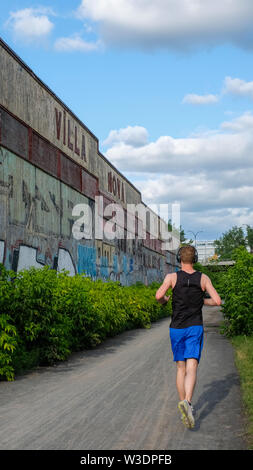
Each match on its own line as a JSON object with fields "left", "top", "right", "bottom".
{"left": 178, "top": 400, "right": 195, "bottom": 428}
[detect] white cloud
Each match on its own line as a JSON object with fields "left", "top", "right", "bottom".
{"left": 104, "top": 127, "right": 252, "bottom": 174}
{"left": 182, "top": 94, "right": 219, "bottom": 105}
{"left": 131, "top": 169, "right": 253, "bottom": 238}
{"left": 102, "top": 126, "right": 149, "bottom": 148}
{"left": 77, "top": 0, "right": 253, "bottom": 51}
{"left": 7, "top": 8, "right": 54, "bottom": 42}
{"left": 135, "top": 172, "right": 253, "bottom": 212}
{"left": 221, "top": 111, "right": 253, "bottom": 131}
{"left": 54, "top": 34, "right": 101, "bottom": 52}
{"left": 181, "top": 207, "right": 253, "bottom": 240}
{"left": 223, "top": 76, "right": 253, "bottom": 99}
{"left": 103, "top": 114, "right": 253, "bottom": 235}
{"left": 183, "top": 76, "right": 253, "bottom": 107}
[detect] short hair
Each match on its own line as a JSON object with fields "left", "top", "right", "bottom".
{"left": 180, "top": 245, "right": 196, "bottom": 264}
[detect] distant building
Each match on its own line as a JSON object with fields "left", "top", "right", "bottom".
{"left": 195, "top": 240, "right": 216, "bottom": 263}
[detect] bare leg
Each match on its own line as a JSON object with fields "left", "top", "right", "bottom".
{"left": 184, "top": 358, "right": 198, "bottom": 403}
{"left": 176, "top": 361, "right": 186, "bottom": 401}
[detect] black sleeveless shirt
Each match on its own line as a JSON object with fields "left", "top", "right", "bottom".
{"left": 170, "top": 270, "right": 205, "bottom": 329}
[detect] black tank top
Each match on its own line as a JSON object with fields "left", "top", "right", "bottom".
{"left": 170, "top": 270, "right": 205, "bottom": 329}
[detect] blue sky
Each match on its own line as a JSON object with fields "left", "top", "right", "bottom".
{"left": 1, "top": 1, "right": 253, "bottom": 241}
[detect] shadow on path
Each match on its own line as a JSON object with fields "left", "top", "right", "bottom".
{"left": 192, "top": 373, "right": 240, "bottom": 431}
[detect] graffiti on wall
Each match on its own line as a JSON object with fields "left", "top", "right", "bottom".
{"left": 0, "top": 147, "right": 168, "bottom": 284}
{"left": 0, "top": 239, "right": 166, "bottom": 285}
{"left": 0, "top": 239, "right": 150, "bottom": 283}
{"left": 12, "top": 245, "right": 76, "bottom": 276}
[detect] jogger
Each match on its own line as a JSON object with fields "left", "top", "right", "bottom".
{"left": 156, "top": 245, "right": 222, "bottom": 428}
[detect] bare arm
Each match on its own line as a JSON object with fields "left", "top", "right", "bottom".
{"left": 155, "top": 274, "right": 173, "bottom": 304}
{"left": 204, "top": 298, "right": 219, "bottom": 306}
{"left": 202, "top": 274, "right": 222, "bottom": 306}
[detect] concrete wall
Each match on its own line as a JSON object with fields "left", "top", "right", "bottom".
{"left": 0, "top": 38, "right": 178, "bottom": 284}
{"left": 0, "top": 40, "right": 140, "bottom": 206}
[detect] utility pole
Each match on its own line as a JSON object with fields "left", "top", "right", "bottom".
{"left": 187, "top": 230, "right": 203, "bottom": 248}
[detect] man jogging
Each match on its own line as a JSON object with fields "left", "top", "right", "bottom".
{"left": 155, "top": 245, "right": 221, "bottom": 429}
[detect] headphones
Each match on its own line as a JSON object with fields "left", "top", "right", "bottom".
{"left": 176, "top": 245, "right": 198, "bottom": 264}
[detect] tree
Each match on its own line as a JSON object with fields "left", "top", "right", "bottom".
{"left": 214, "top": 226, "right": 246, "bottom": 260}
{"left": 167, "top": 219, "right": 193, "bottom": 245}
{"left": 246, "top": 225, "right": 253, "bottom": 254}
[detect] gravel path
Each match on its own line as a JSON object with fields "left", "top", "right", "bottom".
{"left": 0, "top": 306, "right": 247, "bottom": 450}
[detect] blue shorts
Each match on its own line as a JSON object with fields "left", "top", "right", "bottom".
{"left": 169, "top": 325, "right": 204, "bottom": 362}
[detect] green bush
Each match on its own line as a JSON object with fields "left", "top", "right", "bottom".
{"left": 219, "top": 247, "right": 253, "bottom": 336}
{"left": 193, "top": 261, "right": 227, "bottom": 295}
{"left": 55, "top": 274, "right": 108, "bottom": 350}
{"left": 0, "top": 265, "right": 18, "bottom": 381}
{"left": 125, "top": 283, "right": 171, "bottom": 327}
{"left": 10, "top": 267, "right": 72, "bottom": 365}
{"left": 0, "top": 264, "right": 171, "bottom": 380}
{"left": 0, "top": 314, "right": 17, "bottom": 381}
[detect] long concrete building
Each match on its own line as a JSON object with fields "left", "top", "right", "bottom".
{"left": 0, "top": 38, "right": 178, "bottom": 285}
